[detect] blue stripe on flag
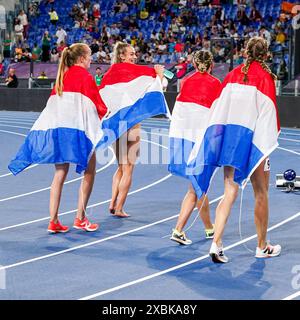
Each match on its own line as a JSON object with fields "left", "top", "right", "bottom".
{"left": 168, "top": 137, "right": 216, "bottom": 198}
{"left": 96, "top": 91, "right": 167, "bottom": 149}
{"left": 8, "top": 128, "right": 93, "bottom": 175}
{"left": 190, "top": 124, "right": 264, "bottom": 189}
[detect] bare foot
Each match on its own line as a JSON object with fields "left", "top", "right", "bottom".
{"left": 113, "top": 210, "right": 130, "bottom": 218}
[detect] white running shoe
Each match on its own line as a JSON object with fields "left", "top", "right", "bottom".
{"left": 170, "top": 229, "right": 192, "bottom": 245}
{"left": 209, "top": 242, "right": 229, "bottom": 263}
{"left": 255, "top": 241, "right": 281, "bottom": 258}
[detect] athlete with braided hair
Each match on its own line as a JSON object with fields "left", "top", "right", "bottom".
{"left": 208, "top": 36, "right": 281, "bottom": 263}
{"left": 169, "top": 50, "right": 221, "bottom": 245}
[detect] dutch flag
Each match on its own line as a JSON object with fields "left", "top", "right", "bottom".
{"left": 168, "top": 72, "right": 222, "bottom": 197}
{"left": 96, "top": 62, "right": 170, "bottom": 149}
{"left": 188, "top": 61, "right": 280, "bottom": 197}
{"left": 8, "top": 65, "right": 107, "bottom": 175}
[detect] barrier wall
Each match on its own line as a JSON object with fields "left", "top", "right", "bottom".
{"left": 0, "top": 89, "right": 299, "bottom": 127}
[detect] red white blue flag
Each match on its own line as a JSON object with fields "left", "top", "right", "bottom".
{"left": 8, "top": 65, "right": 107, "bottom": 175}
{"left": 168, "top": 72, "right": 222, "bottom": 197}
{"left": 188, "top": 61, "right": 280, "bottom": 197}
{"left": 96, "top": 63, "right": 170, "bottom": 149}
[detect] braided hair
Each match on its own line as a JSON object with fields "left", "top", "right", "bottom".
{"left": 241, "top": 36, "right": 277, "bottom": 83}
{"left": 192, "top": 50, "right": 214, "bottom": 73}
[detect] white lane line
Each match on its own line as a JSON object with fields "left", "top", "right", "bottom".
{"left": 282, "top": 291, "right": 300, "bottom": 300}
{"left": 0, "top": 117, "right": 35, "bottom": 121}
{"left": 277, "top": 147, "right": 300, "bottom": 156}
{"left": 0, "top": 147, "right": 115, "bottom": 202}
{"left": 279, "top": 137, "right": 300, "bottom": 143}
{"left": 0, "top": 129, "right": 38, "bottom": 178}
{"left": 0, "top": 164, "right": 39, "bottom": 178}
{"left": 281, "top": 127, "right": 300, "bottom": 132}
{"left": 0, "top": 193, "right": 221, "bottom": 271}
{"left": 0, "top": 136, "right": 165, "bottom": 202}
{"left": 0, "top": 119, "right": 34, "bottom": 125}
{"left": 0, "top": 129, "right": 26, "bottom": 137}
{"left": 0, "top": 124, "right": 31, "bottom": 130}
{"left": 0, "top": 173, "right": 172, "bottom": 232}
{"left": 79, "top": 209, "right": 300, "bottom": 300}
{"left": 281, "top": 132, "right": 300, "bottom": 137}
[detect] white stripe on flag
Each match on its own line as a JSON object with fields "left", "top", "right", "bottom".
{"left": 169, "top": 101, "right": 209, "bottom": 143}
{"left": 31, "top": 92, "right": 103, "bottom": 146}
{"left": 100, "top": 75, "right": 164, "bottom": 118}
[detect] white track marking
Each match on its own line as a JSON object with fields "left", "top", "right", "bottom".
{"left": 282, "top": 291, "right": 300, "bottom": 300}
{"left": 0, "top": 123, "right": 31, "bottom": 130}
{"left": 0, "top": 147, "right": 115, "bottom": 202}
{"left": 79, "top": 210, "right": 300, "bottom": 300}
{"left": 277, "top": 147, "right": 300, "bottom": 156}
{"left": 0, "top": 129, "right": 26, "bottom": 137}
{"left": 0, "top": 164, "right": 39, "bottom": 178}
{"left": 279, "top": 137, "right": 300, "bottom": 143}
{"left": 0, "top": 174, "right": 172, "bottom": 232}
{"left": 0, "top": 193, "right": 220, "bottom": 270}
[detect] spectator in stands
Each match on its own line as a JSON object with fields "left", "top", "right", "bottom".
{"left": 38, "top": 71, "right": 48, "bottom": 79}
{"left": 50, "top": 47, "right": 59, "bottom": 63}
{"left": 41, "top": 30, "right": 51, "bottom": 62}
{"left": 5, "top": 68, "right": 18, "bottom": 88}
{"left": 55, "top": 26, "right": 67, "bottom": 45}
{"left": 28, "top": 2, "right": 39, "bottom": 17}
{"left": 14, "top": 45, "right": 23, "bottom": 62}
{"left": 69, "top": 4, "right": 81, "bottom": 21}
{"left": 140, "top": 8, "right": 149, "bottom": 19}
{"left": 3, "top": 35, "right": 12, "bottom": 60}
{"left": 94, "top": 67, "right": 103, "bottom": 86}
{"left": 175, "top": 57, "right": 188, "bottom": 79}
{"left": 275, "top": 28, "right": 286, "bottom": 44}
{"left": 259, "top": 26, "right": 271, "bottom": 45}
{"left": 92, "top": 3, "right": 100, "bottom": 18}
{"left": 237, "top": 5, "right": 249, "bottom": 26}
{"left": 49, "top": 8, "right": 59, "bottom": 25}
{"left": 90, "top": 39, "right": 99, "bottom": 57}
{"left": 18, "top": 10, "right": 29, "bottom": 40}
{"left": 22, "top": 48, "right": 32, "bottom": 62}
{"left": 119, "top": 2, "right": 128, "bottom": 13}
{"left": 32, "top": 43, "right": 42, "bottom": 61}
{"left": 57, "top": 41, "right": 67, "bottom": 57}
{"left": 249, "top": 5, "right": 262, "bottom": 22}
{"left": 14, "top": 19, "right": 24, "bottom": 45}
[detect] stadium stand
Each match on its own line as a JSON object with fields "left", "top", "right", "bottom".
{"left": 1, "top": 0, "right": 299, "bottom": 87}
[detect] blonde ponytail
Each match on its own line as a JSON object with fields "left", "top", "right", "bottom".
{"left": 55, "top": 43, "right": 90, "bottom": 96}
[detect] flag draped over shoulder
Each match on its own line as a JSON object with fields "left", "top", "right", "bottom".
{"left": 96, "top": 63, "right": 169, "bottom": 149}
{"left": 168, "top": 72, "right": 222, "bottom": 198}
{"left": 188, "top": 61, "right": 280, "bottom": 196}
{"left": 8, "top": 65, "right": 107, "bottom": 175}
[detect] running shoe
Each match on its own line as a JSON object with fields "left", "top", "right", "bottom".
{"left": 48, "top": 220, "right": 69, "bottom": 234}
{"left": 170, "top": 229, "right": 192, "bottom": 245}
{"left": 209, "top": 242, "right": 229, "bottom": 263}
{"left": 255, "top": 241, "right": 281, "bottom": 258}
{"left": 73, "top": 217, "right": 99, "bottom": 232}
{"left": 205, "top": 224, "right": 215, "bottom": 239}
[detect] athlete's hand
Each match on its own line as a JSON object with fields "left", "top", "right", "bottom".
{"left": 154, "top": 64, "right": 165, "bottom": 81}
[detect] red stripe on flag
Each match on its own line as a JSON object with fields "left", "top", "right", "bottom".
{"left": 98, "top": 63, "right": 156, "bottom": 89}
{"left": 222, "top": 61, "right": 280, "bottom": 131}
{"left": 176, "top": 72, "right": 222, "bottom": 109}
{"left": 51, "top": 65, "right": 107, "bottom": 119}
